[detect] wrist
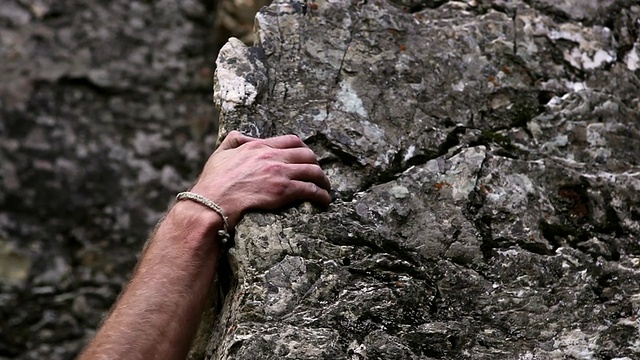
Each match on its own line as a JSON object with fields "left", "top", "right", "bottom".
{"left": 163, "top": 200, "right": 225, "bottom": 253}
{"left": 189, "top": 185, "right": 244, "bottom": 229}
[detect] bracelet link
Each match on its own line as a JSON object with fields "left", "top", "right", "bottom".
{"left": 176, "top": 192, "right": 231, "bottom": 244}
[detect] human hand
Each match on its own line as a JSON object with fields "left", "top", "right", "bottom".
{"left": 189, "top": 131, "right": 332, "bottom": 228}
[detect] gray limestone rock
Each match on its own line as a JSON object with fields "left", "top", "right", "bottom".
{"left": 2, "top": 0, "right": 640, "bottom": 358}
{"left": 203, "top": 0, "right": 640, "bottom": 359}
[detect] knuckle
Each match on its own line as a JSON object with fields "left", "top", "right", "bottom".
{"left": 223, "top": 131, "right": 240, "bottom": 144}
{"left": 304, "top": 148, "right": 317, "bottom": 160}
{"left": 271, "top": 179, "right": 289, "bottom": 196}
{"left": 311, "top": 164, "right": 324, "bottom": 175}
{"left": 308, "top": 182, "right": 319, "bottom": 194}
{"left": 245, "top": 140, "right": 263, "bottom": 149}
{"left": 264, "top": 162, "right": 284, "bottom": 174}
{"left": 257, "top": 149, "right": 277, "bottom": 160}
{"left": 244, "top": 140, "right": 261, "bottom": 149}
{"left": 285, "top": 134, "right": 303, "bottom": 145}
{"left": 308, "top": 165, "right": 325, "bottom": 180}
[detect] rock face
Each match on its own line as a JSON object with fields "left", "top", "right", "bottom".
{"left": 0, "top": 1, "right": 218, "bottom": 358}
{"left": 205, "top": 0, "right": 640, "bottom": 359}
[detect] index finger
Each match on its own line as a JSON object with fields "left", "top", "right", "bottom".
{"left": 261, "top": 134, "right": 306, "bottom": 149}
{"left": 218, "top": 131, "right": 257, "bottom": 150}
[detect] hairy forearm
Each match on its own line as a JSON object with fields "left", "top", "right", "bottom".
{"left": 79, "top": 201, "right": 222, "bottom": 360}
{"left": 78, "top": 132, "right": 332, "bottom": 359}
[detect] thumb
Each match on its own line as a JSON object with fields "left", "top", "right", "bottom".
{"left": 218, "top": 130, "right": 257, "bottom": 150}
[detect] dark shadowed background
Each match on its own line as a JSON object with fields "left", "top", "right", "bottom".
{"left": 0, "top": 0, "right": 264, "bottom": 358}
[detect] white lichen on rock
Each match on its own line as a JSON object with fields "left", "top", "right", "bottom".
{"left": 213, "top": 38, "right": 267, "bottom": 112}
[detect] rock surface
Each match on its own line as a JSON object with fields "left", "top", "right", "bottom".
{"left": 0, "top": 0, "right": 218, "bottom": 358}
{"left": 2, "top": 0, "right": 640, "bottom": 359}
{"left": 204, "top": 0, "right": 640, "bottom": 359}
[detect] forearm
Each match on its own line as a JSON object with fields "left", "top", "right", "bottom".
{"left": 78, "top": 132, "right": 332, "bottom": 359}
{"left": 79, "top": 201, "right": 222, "bottom": 360}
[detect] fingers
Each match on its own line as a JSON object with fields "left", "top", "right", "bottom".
{"left": 280, "top": 147, "right": 318, "bottom": 164}
{"left": 286, "top": 164, "right": 331, "bottom": 192}
{"left": 261, "top": 134, "right": 306, "bottom": 149}
{"left": 287, "top": 180, "right": 332, "bottom": 208}
{"left": 221, "top": 132, "right": 307, "bottom": 151}
{"left": 211, "top": 132, "right": 332, "bottom": 212}
{"left": 218, "top": 131, "right": 257, "bottom": 150}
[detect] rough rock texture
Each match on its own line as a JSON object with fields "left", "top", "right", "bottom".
{"left": 205, "top": 0, "right": 640, "bottom": 359}
{"left": 0, "top": 1, "right": 219, "bottom": 359}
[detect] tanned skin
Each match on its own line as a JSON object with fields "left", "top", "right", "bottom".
{"left": 78, "top": 131, "right": 332, "bottom": 360}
